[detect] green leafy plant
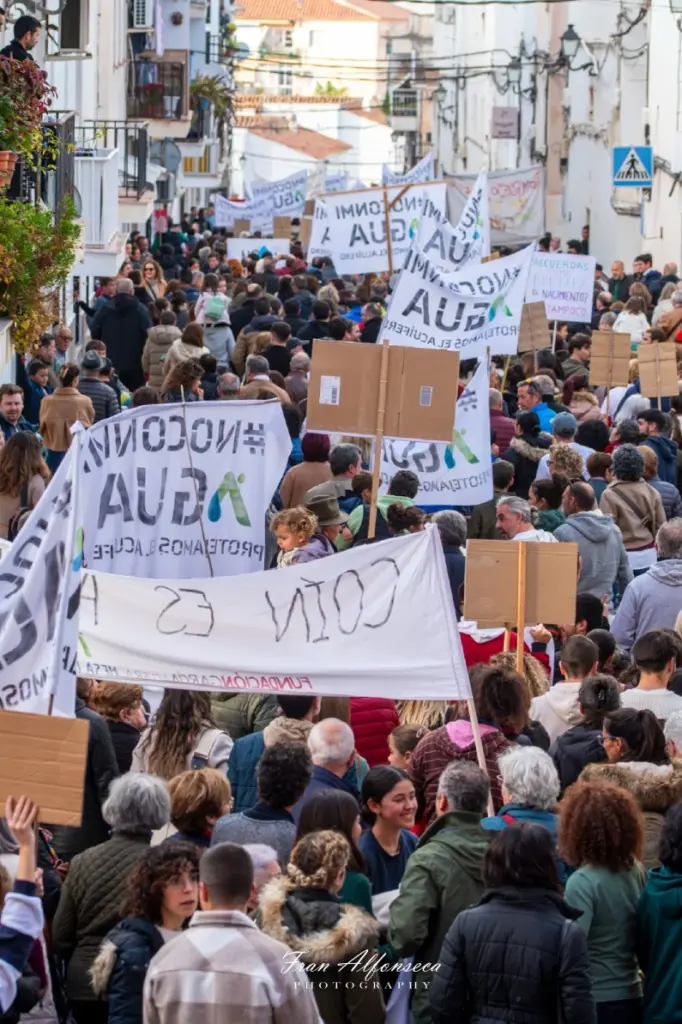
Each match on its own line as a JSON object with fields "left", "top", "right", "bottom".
{"left": 0, "top": 196, "right": 80, "bottom": 351}
{"left": 314, "top": 81, "right": 349, "bottom": 98}
{"left": 190, "top": 74, "right": 232, "bottom": 123}
{"left": 0, "top": 56, "right": 56, "bottom": 159}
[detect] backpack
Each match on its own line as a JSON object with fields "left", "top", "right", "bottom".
{"left": 204, "top": 295, "right": 227, "bottom": 321}
{"left": 7, "top": 482, "right": 31, "bottom": 542}
{"left": 190, "top": 727, "right": 224, "bottom": 769}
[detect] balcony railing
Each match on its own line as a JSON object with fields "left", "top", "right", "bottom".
{"left": 75, "top": 120, "right": 149, "bottom": 199}
{"left": 127, "top": 61, "right": 186, "bottom": 120}
{"left": 204, "top": 35, "right": 235, "bottom": 64}
{"left": 390, "top": 88, "right": 418, "bottom": 119}
{"left": 6, "top": 111, "right": 75, "bottom": 225}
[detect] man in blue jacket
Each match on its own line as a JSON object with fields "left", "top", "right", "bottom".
{"left": 638, "top": 410, "right": 679, "bottom": 485}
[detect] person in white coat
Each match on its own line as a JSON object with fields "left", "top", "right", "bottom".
{"left": 530, "top": 635, "right": 599, "bottom": 743}
{"left": 495, "top": 495, "right": 559, "bottom": 543}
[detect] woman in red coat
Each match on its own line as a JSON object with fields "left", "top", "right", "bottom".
{"left": 350, "top": 698, "right": 400, "bottom": 767}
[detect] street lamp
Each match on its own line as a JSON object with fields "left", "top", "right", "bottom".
{"left": 432, "top": 84, "right": 446, "bottom": 108}
{"left": 508, "top": 57, "right": 522, "bottom": 89}
{"left": 560, "top": 24, "right": 581, "bottom": 65}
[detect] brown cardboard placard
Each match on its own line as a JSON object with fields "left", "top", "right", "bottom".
{"left": 0, "top": 711, "right": 89, "bottom": 826}
{"left": 638, "top": 342, "right": 679, "bottom": 400}
{"left": 273, "top": 216, "right": 292, "bottom": 238}
{"left": 306, "top": 340, "right": 459, "bottom": 442}
{"left": 299, "top": 216, "right": 313, "bottom": 248}
{"left": 232, "top": 218, "right": 251, "bottom": 235}
{"left": 463, "top": 539, "right": 579, "bottom": 627}
{"left": 303, "top": 198, "right": 315, "bottom": 217}
{"left": 517, "top": 302, "right": 550, "bottom": 353}
{"left": 589, "top": 331, "right": 632, "bottom": 388}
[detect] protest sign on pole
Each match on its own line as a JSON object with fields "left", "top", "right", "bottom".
{"left": 324, "top": 173, "right": 348, "bottom": 193}
{"left": 418, "top": 170, "right": 491, "bottom": 273}
{"left": 75, "top": 401, "right": 290, "bottom": 579}
{"left": 383, "top": 243, "right": 535, "bottom": 359}
{"left": 638, "top": 343, "right": 679, "bottom": 407}
{"left": 307, "top": 181, "right": 448, "bottom": 275}
{"left": 0, "top": 432, "right": 83, "bottom": 716}
{"left": 525, "top": 252, "right": 596, "bottom": 322}
{"left": 517, "top": 302, "right": 550, "bottom": 353}
{"left": 76, "top": 528, "right": 473, "bottom": 701}
{"left": 382, "top": 153, "right": 435, "bottom": 186}
{"left": 214, "top": 195, "right": 273, "bottom": 234}
{"left": 381, "top": 358, "right": 493, "bottom": 507}
{"left": 589, "top": 331, "right": 631, "bottom": 388}
{"left": 251, "top": 169, "right": 308, "bottom": 218}
{"left": 226, "top": 238, "right": 290, "bottom": 262}
{"left": 447, "top": 166, "right": 545, "bottom": 246}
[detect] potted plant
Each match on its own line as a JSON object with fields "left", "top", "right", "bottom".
{"left": 0, "top": 56, "right": 55, "bottom": 187}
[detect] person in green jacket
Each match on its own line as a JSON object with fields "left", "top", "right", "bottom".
{"left": 210, "top": 693, "right": 278, "bottom": 742}
{"left": 336, "top": 469, "right": 419, "bottom": 550}
{"left": 389, "top": 761, "right": 491, "bottom": 1024}
{"left": 529, "top": 476, "right": 567, "bottom": 534}
{"left": 636, "top": 802, "right": 682, "bottom": 1024}
{"left": 295, "top": 789, "right": 373, "bottom": 914}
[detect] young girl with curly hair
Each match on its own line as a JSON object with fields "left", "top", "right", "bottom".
{"left": 560, "top": 780, "right": 645, "bottom": 1024}
{"left": 91, "top": 843, "right": 199, "bottom": 1024}
{"left": 271, "top": 506, "right": 335, "bottom": 566}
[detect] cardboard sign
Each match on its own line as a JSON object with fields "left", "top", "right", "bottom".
{"left": 518, "top": 302, "right": 550, "bottom": 353}
{"left": 526, "top": 252, "right": 596, "bottom": 322}
{"left": 273, "top": 216, "right": 292, "bottom": 237}
{"left": 307, "top": 340, "right": 459, "bottom": 441}
{"left": 0, "top": 712, "right": 88, "bottom": 825}
{"left": 463, "top": 540, "right": 579, "bottom": 627}
{"left": 232, "top": 219, "right": 251, "bottom": 235}
{"left": 638, "top": 342, "right": 679, "bottom": 399}
{"left": 589, "top": 331, "right": 632, "bottom": 388}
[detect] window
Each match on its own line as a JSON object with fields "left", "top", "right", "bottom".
{"left": 278, "top": 66, "right": 293, "bottom": 95}
{"left": 308, "top": 30, "right": 314, "bottom": 46}
{"left": 284, "top": 28, "right": 293, "bottom": 48}
{"left": 60, "top": 0, "right": 89, "bottom": 49}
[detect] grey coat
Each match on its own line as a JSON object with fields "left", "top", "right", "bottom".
{"left": 612, "top": 559, "right": 682, "bottom": 650}
{"left": 210, "top": 805, "right": 295, "bottom": 869}
{"left": 554, "top": 511, "right": 632, "bottom": 599}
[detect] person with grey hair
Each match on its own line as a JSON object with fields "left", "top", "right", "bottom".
{"left": 284, "top": 350, "right": 310, "bottom": 405}
{"left": 91, "top": 272, "right": 153, "bottom": 392}
{"left": 243, "top": 843, "right": 280, "bottom": 910}
{"left": 482, "top": 747, "right": 561, "bottom": 840}
{"left": 600, "top": 444, "right": 665, "bottom": 565}
{"left": 389, "top": 762, "right": 490, "bottom": 1024}
{"left": 495, "top": 494, "right": 559, "bottom": 543}
{"left": 599, "top": 310, "right": 618, "bottom": 332}
{"left": 293, "top": 718, "right": 359, "bottom": 821}
{"left": 238, "top": 353, "right": 289, "bottom": 402}
{"left": 304, "top": 442, "right": 363, "bottom": 514}
{"left": 657, "top": 288, "right": 682, "bottom": 341}
{"left": 432, "top": 510, "right": 467, "bottom": 618}
{"left": 52, "top": 773, "right": 170, "bottom": 1021}
{"left": 613, "top": 518, "right": 682, "bottom": 650}
{"left": 217, "top": 371, "right": 240, "bottom": 400}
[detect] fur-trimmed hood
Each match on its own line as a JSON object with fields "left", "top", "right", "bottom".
{"left": 258, "top": 876, "right": 379, "bottom": 964}
{"left": 509, "top": 435, "right": 552, "bottom": 463}
{"left": 90, "top": 939, "right": 117, "bottom": 997}
{"left": 580, "top": 759, "right": 682, "bottom": 812}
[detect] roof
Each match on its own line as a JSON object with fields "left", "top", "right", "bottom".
{"left": 248, "top": 125, "right": 353, "bottom": 159}
{"left": 234, "top": 93, "right": 366, "bottom": 109}
{"left": 236, "top": 0, "right": 408, "bottom": 22}
{"left": 342, "top": 101, "right": 387, "bottom": 125}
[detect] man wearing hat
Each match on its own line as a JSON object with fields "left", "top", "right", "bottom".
{"left": 304, "top": 493, "right": 349, "bottom": 548}
{"left": 534, "top": 411, "right": 594, "bottom": 482}
{"left": 77, "top": 350, "right": 120, "bottom": 423}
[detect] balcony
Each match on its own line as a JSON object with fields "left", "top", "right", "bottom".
{"left": 179, "top": 138, "right": 226, "bottom": 189}
{"left": 127, "top": 57, "right": 191, "bottom": 139}
{"left": 8, "top": 112, "right": 76, "bottom": 224}
{"left": 78, "top": 120, "right": 150, "bottom": 199}
{"left": 390, "top": 87, "right": 419, "bottom": 132}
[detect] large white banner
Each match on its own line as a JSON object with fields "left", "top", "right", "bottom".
{"left": 526, "top": 252, "right": 596, "bottom": 322}
{"left": 308, "top": 181, "right": 447, "bottom": 275}
{"left": 251, "top": 169, "right": 308, "bottom": 218}
{"left": 324, "top": 173, "right": 349, "bottom": 193}
{"left": 384, "top": 243, "right": 535, "bottom": 358}
{"left": 382, "top": 153, "right": 435, "bottom": 186}
{"left": 0, "top": 433, "right": 83, "bottom": 715}
{"left": 418, "top": 170, "right": 490, "bottom": 274}
{"left": 76, "top": 402, "right": 290, "bottom": 579}
{"left": 381, "top": 360, "right": 493, "bottom": 506}
{"left": 227, "top": 238, "right": 290, "bottom": 263}
{"left": 447, "top": 166, "right": 545, "bottom": 246}
{"left": 214, "top": 195, "right": 273, "bottom": 235}
{"left": 76, "top": 528, "right": 472, "bottom": 701}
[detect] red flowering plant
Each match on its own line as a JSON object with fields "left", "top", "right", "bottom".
{"left": 0, "top": 56, "right": 56, "bottom": 160}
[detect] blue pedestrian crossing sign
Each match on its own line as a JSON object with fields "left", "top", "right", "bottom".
{"left": 612, "top": 146, "right": 653, "bottom": 187}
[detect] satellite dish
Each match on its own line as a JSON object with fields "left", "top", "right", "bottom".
{"left": 149, "top": 138, "right": 182, "bottom": 174}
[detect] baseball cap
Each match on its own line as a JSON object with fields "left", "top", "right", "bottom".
{"left": 553, "top": 412, "right": 578, "bottom": 436}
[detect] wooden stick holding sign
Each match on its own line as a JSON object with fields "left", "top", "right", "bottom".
{"left": 368, "top": 340, "right": 391, "bottom": 540}
{"left": 515, "top": 543, "right": 527, "bottom": 675}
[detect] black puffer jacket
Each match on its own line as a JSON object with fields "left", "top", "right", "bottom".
{"left": 91, "top": 294, "right": 153, "bottom": 374}
{"left": 501, "top": 434, "right": 552, "bottom": 500}
{"left": 91, "top": 917, "right": 164, "bottom": 1024}
{"left": 550, "top": 725, "right": 607, "bottom": 792}
{"left": 429, "top": 887, "right": 596, "bottom": 1024}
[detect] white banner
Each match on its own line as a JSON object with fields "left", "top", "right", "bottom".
{"left": 382, "top": 153, "right": 435, "bottom": 186}
{"left": 526, "top": 252, "right": 596, "bottom": 322}
{"left": 381, "top": 360, "right": 493, "bottom": 506}
{"left": 418, "top": 170, "right": 490, "bottom": 274}
{"left": 0, "top": 434, "right": 83, "bottom": 715}
{"left": 324, "top": 173, "right": 349, "bottom": 193}
{"left": 447, "top": 166, "right": 545, "bottom": 246}
{"left": 214, "top": 195, "right": 273, "bottom": 235}
{"left": 384, "top": 243, "right": 535, "bottom": 358}
{"left": 76, "top": 529, "right": 472, "bottom": 701}
{"left": 227, "top": 238, "right": 290, "bottom": 263}
{"left": 251, "top": 169, "right": 308, "bottom": 218}
{"left": 308, "top": 181, "right": 448, "bottom": 275}
{"left": 76, "top": 402, "right": 290, "bottom": 578}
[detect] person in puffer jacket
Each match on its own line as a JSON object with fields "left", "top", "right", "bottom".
{"left": 349, "top": 698, "right": 399, "bottom": 767}
{"left": 91, "top": 843, "right": 199, "bottom": 1024}
{"left": 141, "top": 313, "right": 181, "bottom": 394}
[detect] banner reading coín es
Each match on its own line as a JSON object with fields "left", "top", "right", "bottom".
{"left": 76, "top": 528, "right": 472, "bottom": 701}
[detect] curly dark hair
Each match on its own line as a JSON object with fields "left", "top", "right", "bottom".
{"left": 558, "top": 781, "right": 643, "bottom": 871}
{"left": 121, "top": 842, "right": 199, "bottom": 924}
{"left": 471, "top": 664, "right": 527, "bottom": 733}
{"left": 258, "top": 741, "right": 312, "bottom": 810}
{"left": 484, "top": 823, "right": 562, "bottom": 893}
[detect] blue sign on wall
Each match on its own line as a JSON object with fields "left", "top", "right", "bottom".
{"left": 612, "top": 146, "right": 653, "bottom": 188}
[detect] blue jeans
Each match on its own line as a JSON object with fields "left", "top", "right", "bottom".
{"left": 45, "top": 449, "right": 65, "bottom": 475}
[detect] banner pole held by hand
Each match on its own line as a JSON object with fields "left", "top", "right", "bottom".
{"left": 180, "top": 387, "right": 215, "bottom": 577}
{"left": 551, "top": 320, "right": 557, "bottom": 353}
{"left": 500, "top": 355, "right": 512, "bottom": 393}
{"left": 503, "top": 625, "right": 511, "bottom": 652}
{"left": 368, "top": 339, "right": 390, "bottom": 540}
{"left": 467, "top": 697, "right": 495, "bottom": 817}
{"left": 515, "top": 542, "right": 527, "bottom": 675}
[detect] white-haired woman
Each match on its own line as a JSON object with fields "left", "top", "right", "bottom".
{"left": 52, "top": 774, "right": 171, "bottom": 1024}
{"left": 481, "top": 747, "right": 564, "bottom": 877}
{"left": 432, "top": 510, "right": 467, "bottom": 619}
